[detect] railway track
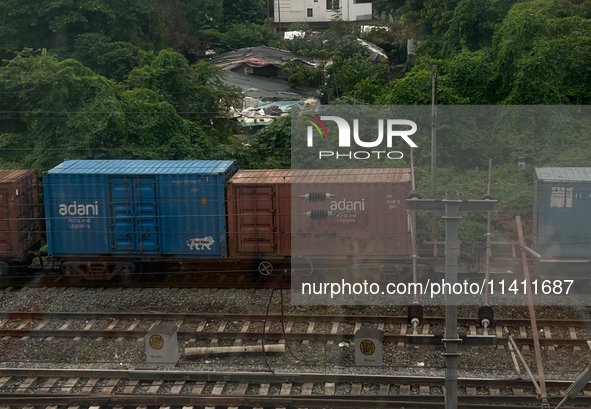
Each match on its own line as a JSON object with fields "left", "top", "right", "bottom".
{"left": 0, "top": 368, "right": 590, "bottom": 408}
{"left": 0, "top": 311, "right": 589, "bottom": 350}
{"left": 0, "top": 311, "right": 590, "bottom": 407}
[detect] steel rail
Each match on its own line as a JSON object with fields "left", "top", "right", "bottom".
{"left": 0, "top": 311, "right": 589, "bottom": 328}
{"left": 0, "top": 367, "right": 585, "bottom": 386}
{"left": 0, "top": 393, "right": 589, "bottom": 408}
{"left": 0, "top": 327, "right": 586, "bottom": 347}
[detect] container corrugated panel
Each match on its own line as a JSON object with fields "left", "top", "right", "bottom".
{"left": 227, "top": 170, "right": 291, "bottom": 257}
{"left": 227, "top": 168, "right": 412, "bottom": 258}
{"left": 44, "top": 160, "right": 237, "bottom": 259}
{"left": 0, "top": 169, "right": 42, "bottom": 261}
{"left": 534, "top": 167, "right": 591, "bottom": 258}
{"left": 292, "top": 168, "right": 412, "bottom": 258}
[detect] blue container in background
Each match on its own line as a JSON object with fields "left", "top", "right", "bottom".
{"left": 534, "top": 167, "right": 591, "bottom": 259}
{"left": 44, "top": 160, "right": 237, "bottom": 260}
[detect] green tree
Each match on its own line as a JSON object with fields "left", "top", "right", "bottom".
{"left": 373, "top": 0, "right": 517, "bottom": 58}
{"left": 443, "top": 0, "right": 516, "bottom": 54}
{"left": 219, "top": 23, "right": 278, "bottom": 51}
{"left": 240, "top": 116, "right": 291, "bottom": 169}
{"left": 156, "top": 0, "right": 224, "bottom": 61}
{"left": 222, "top": 0, "right": 267, "bottom": 27}
{"left": 0, "top": 0, "right": 168, "bottom": 59}
{"left": 446, "top": 49, "right": 495, "bottom": 104}
{"left": 283, "top": 61, "right": 323, "bottom": 88}
{"left": 0, "top": 50, "right": 211, "bottom": 170}
{"left": 126, "top": 49, "right": 241, "bottom": 135}
{"left": 492, "top": 0, "right": 591, "bottom": 104}
{"left": 73, "top": 34, "right": 144, "bottom": 82}
{"left": 376, "top": 61, "right": 468, "bottom": 105}
{"left": 323, "top": 54, "right": 391, "bottom": 101}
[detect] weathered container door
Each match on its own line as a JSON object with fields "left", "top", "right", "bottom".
{"left": 111, "top": 177, "right": 134, "bottom": 251}
{"left": 0, "top": 186, "right": 10, "bottom": 256}
{"left": 135, "top": 178, "right": 159, "bottom": 252}
{"left": 237, "top": 186, "right": 276, "bottom": 254}
{"left": 110, "top": 177, "right": 159, "bottom": 253}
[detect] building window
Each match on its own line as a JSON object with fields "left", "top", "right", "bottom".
{"left": 307, "top": 8, "right": 313, "bottom": 17}
{"left": 327, "top": 0, "right": 340, "bottom": 9}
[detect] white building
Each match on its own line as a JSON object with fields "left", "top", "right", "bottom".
{"left": 274, "top": 0, "right": 373, "bottom": 25}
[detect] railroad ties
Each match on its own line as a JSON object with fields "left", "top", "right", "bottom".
{"left": 0, "top": 310, "right": 590, "bottom": 354}
{"left": 0, "top": 302, "right": 591, "bottom": 406}
{"left": 1, "top": 371, "right": 591, "bottom": 407}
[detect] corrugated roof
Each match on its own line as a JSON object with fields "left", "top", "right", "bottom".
{"left": 0, "top": 169, "right": 36, "bottom": 184}
{"left": 222, "top": 70, "right": 317, "bottom": 99}
{"left": 212, "top": 46, "right": 317, "bottom": 70}
{"left": 47, "top": 160, "right": 236, "bottom": 175}
{"left": 229, "top": 168, "right": 411, "bottom": 184}
{"left": 535, "top": 167, "right": 591, "bottom": 182}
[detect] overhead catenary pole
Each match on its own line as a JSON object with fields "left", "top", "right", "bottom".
{"left": 431, "top": 64, "right": 438, "bottom": 239}
{"left": 407, "top": 192, "right": 496, "bottom": 409}
{"left": 410, "top": 148, "right": 418, "bottom": 303}
{"left": 443, "top": 191, "right": 461, "bottom": 409}
{"left": 431, "top": 64, "right": 437, "bottom": 199}
{"left": 484, "top": 159, "right": 493, "bottom": 305}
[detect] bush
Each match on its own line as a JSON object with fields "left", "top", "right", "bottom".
{"left": 219, "top": 23, "right": 278, "bottom": 51}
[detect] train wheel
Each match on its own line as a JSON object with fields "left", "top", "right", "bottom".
{"left": 60, "top": 264, "right": 75, "bottom": 276}
{"left": 291, "top": 258, "right": 313, "bottom": 277}
{"left": 119, "top": 264, "right": 138, "bottom": 281}
{"left": 258, "top": 261, "right": 273, "bottom": 276}
{"left": 119, "top": 266, "right": 140, "bottom": 281}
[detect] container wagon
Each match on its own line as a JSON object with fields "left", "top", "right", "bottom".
{"left": 44, "top": 160, "right": 237, "bottom": 279}
{"left": 533, "top": 167, "right": 591, "bottom": 279}
{"left": 0, "top": 169, "right": 43, "bottom": 275}
{"left": 227, "top": 168, "right": 415, "bottom": 279}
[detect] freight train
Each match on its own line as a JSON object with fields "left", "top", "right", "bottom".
{"left": 0, "top": 160, "right": 589, "bottom": 283}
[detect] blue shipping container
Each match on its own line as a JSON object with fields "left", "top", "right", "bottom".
{"left": 534, "top": 167, "right": 591, "bottom": 259}
{"left": 44, "top": 160, "right": 237, "bottom": 260}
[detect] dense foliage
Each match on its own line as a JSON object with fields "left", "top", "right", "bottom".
{"left": 0, "top": 50, "right": 214, "bottom": 169}
{"left": 0, "top": 0, "right": 589, "bottom": 241}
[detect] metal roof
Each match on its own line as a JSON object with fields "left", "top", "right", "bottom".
{"left": 0, "top": 169, "right": 36, "bottom": 184}
{"left": 47, "top": 160, "right": 236, "bottom": 175}
{"left": 535, "top": 167, "right": 591, "bottom": 182}
{"left": 222, "top": 70, "right": 317, "bottom": 99}
{"left": 229, "top": 168, "right": 411, "bottom": 184}
{"left": 212, "top": 46, "right": 317, "bottom": 70}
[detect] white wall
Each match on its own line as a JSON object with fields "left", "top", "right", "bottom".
{"left": 274, "top": 0, "right": 372, "bottom": 23}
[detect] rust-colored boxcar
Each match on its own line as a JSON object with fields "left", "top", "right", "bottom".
{"left": 291, "top": 168, "right": 412, "bottom": 259}
{"left": 227, "top": 169, "right": 291, "bottom": 258}
{"left": 227, "top": 168, "right": 412, "bottom": 261}
{"left": 0, "top": 169, "right": 42, "bottom": 270}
